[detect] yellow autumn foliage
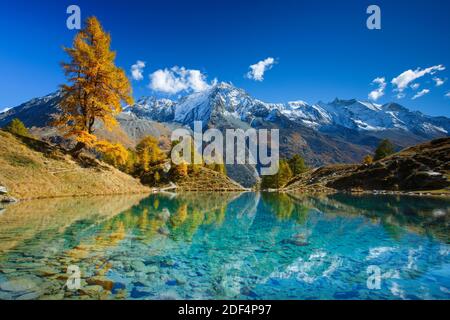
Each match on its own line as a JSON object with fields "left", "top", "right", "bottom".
{"left": 136, "top": 136, "right": 166, "bottom": 172}
{"left": 97, "top": 140, "right": 129, "bottom": 167}
{"left": 54, "top": 16, "right": 133, "bottom": 155}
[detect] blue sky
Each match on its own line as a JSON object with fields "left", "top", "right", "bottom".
{"left": 1, "top": 0, "right": 449, "bottom": 116}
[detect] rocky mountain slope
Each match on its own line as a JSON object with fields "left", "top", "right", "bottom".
{"left": 285, "top": 137, "right": 450, "bottom": 193}
{"left": 126, "top": 82, "right": 450, "bottom": 140}
{"left": 0, "top": 92, "right": 177, "bottom": 148}
{"left": 1, "top": 82, "right": 449, "bottom": 187}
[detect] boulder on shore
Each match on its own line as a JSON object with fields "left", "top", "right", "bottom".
{"left": 0, "top": 186, "right": 7, "bottom": 194}
{"left": 0, "top": 194, "right": 18, "bottom": 203}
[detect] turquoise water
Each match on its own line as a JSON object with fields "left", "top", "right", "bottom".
{"left": 0, "top": 192, "right": 449, "bottom": 300}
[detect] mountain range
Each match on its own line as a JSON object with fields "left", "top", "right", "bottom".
{"left": 1, "top": 82, "right": 449, "bottom": 186}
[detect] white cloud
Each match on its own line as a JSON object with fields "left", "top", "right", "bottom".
{"left": 433, "top": 77, "right": 445, "bottom": 87}
{"left": 445, "top": 92, "right": 450, "bottom": 98}
{"left": 186, "top": 69, "right": 211, "bottom": 92}
{"left": 246, "top": 57, "right": 276, "bottom": 81}
{"left": 412, "top": 89, "right": 430, "bottom": 100}
{"left": 410, "top": 83, "right": 420, "bottom": 90}
{"left": 368, "top": 77, "right": 386, "bottom": 101}
{"left": 149, "top": 66, "right": 212, "bottom": 94}
{"left": 131, "top": 60, "right": 146, "bottom": 81}
{"left": 391, "top": 64, "right": 445, "bottom": 93}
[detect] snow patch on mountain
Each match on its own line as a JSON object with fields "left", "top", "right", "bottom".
{"left": 121, "top": 82, "right": 449, "bottom": 137}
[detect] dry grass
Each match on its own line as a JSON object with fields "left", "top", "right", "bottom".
{"left": 176, "top": 167, "right": 246, "bottom": 191}
{"left": 0, "top": 130, "right": 150, "bottom": 200}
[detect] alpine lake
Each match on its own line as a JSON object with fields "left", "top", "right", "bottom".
{"left": 0, "top": 192, "right": 449, "bottom": 300}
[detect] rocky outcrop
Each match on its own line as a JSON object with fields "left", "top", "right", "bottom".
{"left": 285, "top": 137, "right": 450, "bottom": 194}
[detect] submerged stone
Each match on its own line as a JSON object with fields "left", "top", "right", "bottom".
{"left": 80, "top": 285, "right": 104, "bottom": 296}
{"left": 280, "top": 239, "right": 309, "bottom": 246}
{"left": 39, "top": 293, "right": 65, "bottom": 300}
{"left": 86, "top": 276, "right": 114, "bottom": 291}
{"left": 36, "top": 266, "right": 60, "bottom": 276}
{"left": 131, "top": 260, "right": 146, "bottom": 272}
{"left": 0, "top": 276, "right": 41, "bottom": 293}
{"left": 16, "top": 291, "right": 41, "bottom": 300}
{"left": 145, "top": 265, "right": 159, "bottom": 274}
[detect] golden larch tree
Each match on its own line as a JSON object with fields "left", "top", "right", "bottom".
{"left": 136, "top": 136, "right": 166, "bottom": 172}
{"left": 55, "top": 16, "right": 133, "bottom": 156}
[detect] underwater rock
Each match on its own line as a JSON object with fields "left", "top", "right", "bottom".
{"left": 16, "top": 291, "right": 41, "bottom": 300}
{"left": 160, "top": 259, "right": 176, "bottom": 267}
{"left": 0, "top": 276, "right": 41, "bottom": 293}
{"left": 131, "top": 286, "right": 152, "bottom": 299}
{"left": 280, "top": 239, "right": 309, "bottom": 246}
{"left": 0, "top": 269, "right": 16, "bottom": 274}
{"left": 80, "top": 285, "right": 104, "bottom": 297}
{"left": 145, "top": 265, "right": 159, "bottom": 274}
{"left": 86, "top": 276, "right": 114, "bottom": 291}
{"left": 114, "top": 288, "right": 128, "bottom": 299}
{"left": 157, "top": 290, "right": 180, "bottom": 300}
{"left": 39, "top": 293, "right": 65, "bottom": 300}
{"left": 240, "top": 286, "right": 258, "bottom": 298}
{"left": 131, "top": 260, "right": 146, "bottom": 272}
{"left": 0, "top": 291, "right": 13, "bottom": 300}
{"left": 36, "top": 266, "right": 60, "bottom": 276}
{"left": 174, "top": 275, "right": 187, "bottom": 285}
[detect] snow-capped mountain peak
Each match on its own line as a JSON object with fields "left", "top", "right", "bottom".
{"left": 121, "top": 82, "right": 449, "bottom": 137}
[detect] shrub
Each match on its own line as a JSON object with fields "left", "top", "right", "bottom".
{"left": 363, "top": 155, "right": 373, "bottom": 165}
{"left": 374, "top": 139, "right": 395, "bottom": 161}
{"left": 5, "top": 118, "right": 30, "bottom": 137}
{"left": 288, "top": 154, "right": 307, "bottom": 176}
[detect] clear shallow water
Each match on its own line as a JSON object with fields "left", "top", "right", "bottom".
{"left": 0, "top": 192, "right": 449, "bottom": 300}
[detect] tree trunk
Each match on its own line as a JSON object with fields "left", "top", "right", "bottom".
{"left": 70, "top": 141, "right": 86, "bottom": 158}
